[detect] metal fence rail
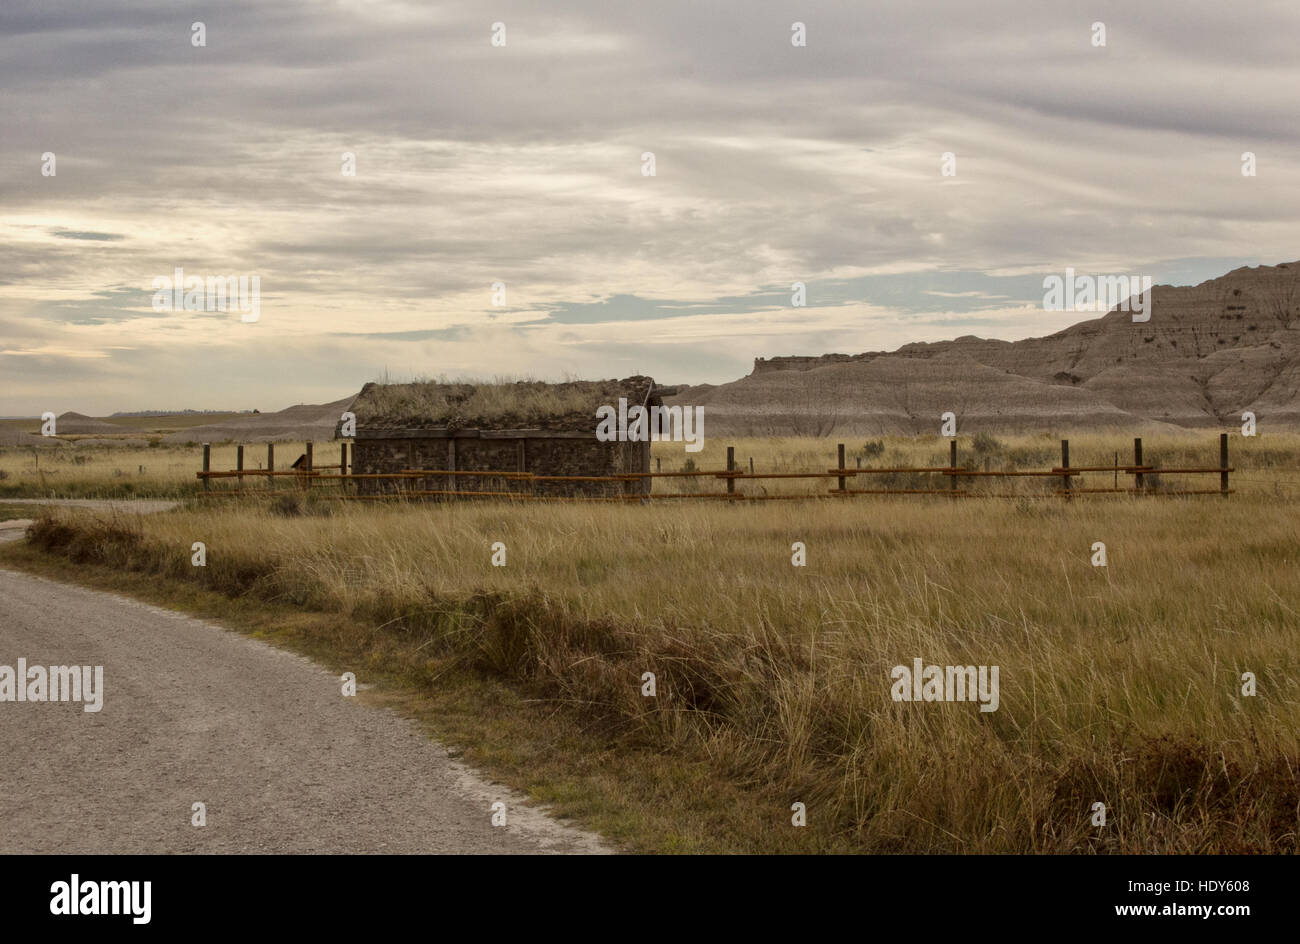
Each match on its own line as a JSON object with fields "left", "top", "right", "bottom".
{"left": 195, "top": 435, "right": 1235, "bottom": 501}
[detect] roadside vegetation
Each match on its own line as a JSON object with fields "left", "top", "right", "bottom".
{"left": 0, "top": 503, "right": 38, "bottom": 522}
{"left": 6, "top": 435, "right": 1299, "bottom": 853}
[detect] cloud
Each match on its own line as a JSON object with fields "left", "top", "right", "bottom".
{"left": 48, "top": 229, "right": 125, "bottom": 241}
{"left": 0, "top": 0, "right": 1297, "bottom": 412}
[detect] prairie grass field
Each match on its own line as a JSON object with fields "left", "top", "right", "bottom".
{"left": 5, "top": 429, "right": 1296, "bottom": 501}
{"left": 0, "top": 441, "right": 311, "bottom": 499}
{"left": 10, "top": 431, "right": 1300, "bottom": 853}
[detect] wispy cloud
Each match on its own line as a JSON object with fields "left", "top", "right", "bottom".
{"left": 1, "top": 0, "right": 1296, "bottom": 413}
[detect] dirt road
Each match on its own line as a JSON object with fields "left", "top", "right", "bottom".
{"left": 0, "top": 567, "right": 610, "bottom": 854}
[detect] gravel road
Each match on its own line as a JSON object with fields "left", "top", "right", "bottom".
{"left": 0, "top": 566, "right": 611, "bottom": 854}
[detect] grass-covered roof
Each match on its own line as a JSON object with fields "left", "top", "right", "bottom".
{"left": 351, "top": 376, "right": 657, "bottom": 431}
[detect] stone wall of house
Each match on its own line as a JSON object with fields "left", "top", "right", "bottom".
{"left": 352, "top": 432, "right": 650, "bottom": 498}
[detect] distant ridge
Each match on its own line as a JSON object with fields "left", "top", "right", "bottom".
{"left": 161, "top": 397, "right": 358, "bottom": 443}
{"left": 55, "top": 412, "right": 128, "bottom": 434}
{"left": 111, "top": 409, "right": 255, "bottom": 417}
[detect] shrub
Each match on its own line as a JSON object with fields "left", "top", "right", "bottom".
{"left": 272, "top": 494, "right": 303, "bottom": 517}
{"left": 971, "top": 432, "right": 1003, "bottom": 456}
{"left": 1008, "top": 445, "right": 1054, "bottom": 468}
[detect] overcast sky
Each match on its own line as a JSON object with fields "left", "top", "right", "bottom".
{"left": 2, "top": 0, "right": 1297, "bottom": 414}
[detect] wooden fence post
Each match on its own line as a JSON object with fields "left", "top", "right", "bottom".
{"left": 305, "top": 441, "right": 313, "bottom": 492}
{"left": 202, "top": 443, "right": 210, "bottom": 492}
{"left": 727, "top": 446, "right": 736, "bottom": 495}
{"left": 1134, "top": 438, "right": 1144, "bottom": 493}
{"left": 446, "top": 438, "right": 456, "bottom": 497}
{"left": 949, "top": 440, "right": 958, "bottom": 492}
{"left": 1220, "top": 433, "right": 1229, "bottom": 495}
{"left": 838, "top": 443, "right": 846, "bottom": 493}
{"left": 267, "top": 443, "right": 274, "bottom": 490}
{"left": 1060, "top": 439, "right": 1071, "bottom": 496}
{"left": 236, "top": 444, "right": 244, "bottom": 490}
{"left": 517, "top": 440, "right": 526, "bottom": 499}
{"left": 340, "top": 442, "right": 348, "bottom": 494}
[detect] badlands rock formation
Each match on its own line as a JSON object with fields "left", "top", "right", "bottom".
{"left": 667, "top": 261, "right": 1300, "bottom": 435}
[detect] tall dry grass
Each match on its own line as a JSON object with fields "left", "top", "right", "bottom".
{"left": 26, "top": 466, "right": 1300, "bottom": 852}
{"left": 0, "top": 442, "right": 309, "bottom": 499}
{"left": 653, "top": 431, "right": 1300, "bottom": 498}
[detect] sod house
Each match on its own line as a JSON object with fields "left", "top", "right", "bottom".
{"left": 346, "top": 377, "right": 666, "bottom": 498}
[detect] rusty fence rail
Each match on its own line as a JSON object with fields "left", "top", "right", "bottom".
{"left": 195, "top": 435, "right": 1236, "bottom": 501}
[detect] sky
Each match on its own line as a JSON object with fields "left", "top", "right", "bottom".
{"left": 2, "top": 0, "right": 1298, "bottom": 415}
